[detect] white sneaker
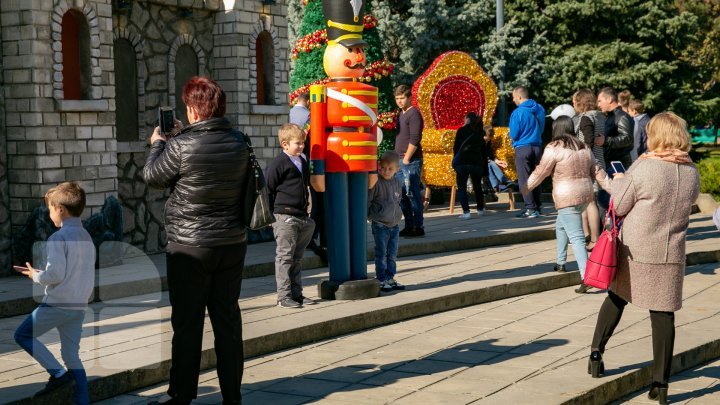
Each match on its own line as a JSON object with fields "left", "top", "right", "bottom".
{"left": 380, "top": 280, "right": 393, "bottom": 292}
{"left": 458, "top": 212, "right": 472, "bottom": 220}
{"left": 477, "top": 209, "right": 485, "bottom": 217}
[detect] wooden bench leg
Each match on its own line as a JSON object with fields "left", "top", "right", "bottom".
{"left": 507, "top": 189, "right": 515, "bottom": 210}
{"left": 424, "top": 185, "right": 431, "bottom": 211}
{"left": 449, "top": 186, "right": 456, "bottom": 214}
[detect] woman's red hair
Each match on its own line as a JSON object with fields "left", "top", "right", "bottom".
{"left": 182, "top": 76, "right": 226, "bottom": 120}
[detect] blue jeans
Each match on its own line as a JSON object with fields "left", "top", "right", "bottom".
{"left": 14, "top": 304, "right": 88, "bottom": 405}
{"left": 556, "top": 204, "right": 589, "bottom": 279}
{"left": 455, "top": 164, "right": 485, "bottom": 213}
{"left": 396, "top": 158, "right": 424, "bottom": 229}
{"left": 487, "top": 160, "right": 510, "bottom": 190}
{"left": 372, "top": 222, "right": 400, "bottom": 282}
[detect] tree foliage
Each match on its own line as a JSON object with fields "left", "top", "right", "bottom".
{"left": 367, "top": 0, "right": 719, "bottom": 123}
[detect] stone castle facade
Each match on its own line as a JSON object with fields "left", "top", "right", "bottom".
{"left": 0, "top": 0, "right": 291, "bottom": 273}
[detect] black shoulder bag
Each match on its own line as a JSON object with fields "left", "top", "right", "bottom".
{"left": 242, "top": 135, "right": 275, "bottom": 230}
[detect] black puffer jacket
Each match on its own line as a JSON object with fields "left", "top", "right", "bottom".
{"left": 143, "top": 117, "right": 249, "bottom": 247}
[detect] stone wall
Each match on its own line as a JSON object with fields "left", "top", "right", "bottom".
{"left": 113, "top": 0, "right": 291, "bottom": 248}
{"left": 2, "top": 0, "right": 117, "bottom": 233}
{"left": 117, "top": 150, "right": 167, "bottom": 253}
{"left": 0, "top": 0, "right": 291, "bottom": 261}
{"left": 0, "top": 0, "right": 11, "bottom": 272}
{"left": 212, "top": 1, "right": 290, "bottom": 168}
{"left": 113, "top": 1, "right": 217, "bottom": 252}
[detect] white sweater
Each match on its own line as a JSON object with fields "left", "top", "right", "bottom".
{"left": 33, "top": 217, "right": 95, "bottom": 309}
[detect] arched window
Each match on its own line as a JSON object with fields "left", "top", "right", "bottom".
{"left": 256, "top": 31, "right": 275, "bottom": 105}
{"left": 174, "top": 45, "right": 198, "bottom": 124}
{"left": 114, "top": 38, "right": 138, "bottom": 142}
{"left": 62, "top": 9, "right": 91, "bottom": 100}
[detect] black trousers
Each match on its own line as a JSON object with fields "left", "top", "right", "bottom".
{"left": 514, "top": 145, "right": 543, "bottom": 211}
{"left": 592, "top": 291, "right": 675, "bottom": 384}
{"left": 166, "top": 242, "right": 247, "bottom": 403}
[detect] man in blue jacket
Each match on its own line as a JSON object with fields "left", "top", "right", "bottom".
{"left": 509, "top": 86, "right": 545, "bottom": 218}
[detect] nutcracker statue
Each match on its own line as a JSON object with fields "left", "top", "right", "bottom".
{"left": 310, "top": 0, "right": 380, "bottom": 299}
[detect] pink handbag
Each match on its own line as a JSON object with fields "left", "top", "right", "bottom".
{"left": 584, "top": 200, "right": 623, "bottom": 290}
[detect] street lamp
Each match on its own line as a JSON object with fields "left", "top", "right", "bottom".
{"left": 496, "top": 0, "right": 507, "bottom": 126}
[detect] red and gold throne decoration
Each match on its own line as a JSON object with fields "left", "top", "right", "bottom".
{"left": 411, "top": 51, "right": 515, "bottom": 187}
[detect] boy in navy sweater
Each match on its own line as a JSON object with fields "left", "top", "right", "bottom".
{"left": 266, "top": 123, "right": 316, "bottom": 308}
{"left": 14, "top": 182, "right": 95, "bottom": 404}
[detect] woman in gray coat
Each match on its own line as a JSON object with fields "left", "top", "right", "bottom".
{"left": 588, "top": 112, "right": 699, "bottom": 404}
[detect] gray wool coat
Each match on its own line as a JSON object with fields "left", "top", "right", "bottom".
{"left": 609, "top": 158, "right": 700, "bottom": 312}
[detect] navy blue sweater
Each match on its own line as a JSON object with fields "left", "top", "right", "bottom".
{"left": 265, "top": 152, "right": 310, "bottom": 217}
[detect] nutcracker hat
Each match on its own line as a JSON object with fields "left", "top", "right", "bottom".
{"left": 323, "top": 0, "right": 367, "bottom": 48}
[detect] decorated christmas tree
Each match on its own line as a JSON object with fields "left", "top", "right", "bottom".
{"left": 289, "top": 0, "right": 398, "bottom": 155}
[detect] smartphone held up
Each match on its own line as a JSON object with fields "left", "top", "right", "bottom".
{"left": 610, "top": 161, "right": 626, "bottom": 174}
{"left": 158, "top": 107, "right": 175, "bottom": 135}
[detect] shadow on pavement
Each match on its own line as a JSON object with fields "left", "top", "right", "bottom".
{"left": 242, "top": 338, "right": 569, "bottom": 400}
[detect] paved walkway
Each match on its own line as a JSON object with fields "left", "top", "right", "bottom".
{"left": 0, "top": 203, "right": 559, "bottom": 318}
{"left": 100, "top": 260, "right": 720, "bottom": 404}
{"left": 0, "top": 210, "right": 717, "bottom": 404}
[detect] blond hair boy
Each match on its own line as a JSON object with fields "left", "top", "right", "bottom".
{"left": 266, "top": 123, "right": 316, "bottom": 308}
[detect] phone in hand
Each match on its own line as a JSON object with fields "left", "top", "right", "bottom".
{"left": 158, "top": 107, "right": 175, "bottom": 135}
{"left": 610, "top": 161, "right": 626, "bottom": 174}
{"left": 13, "top": 265, "right": 28, "bottom": 273}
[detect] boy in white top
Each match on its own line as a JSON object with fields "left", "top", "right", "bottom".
{"left": 14, "top": 182, "right": 95, "bottom": 404}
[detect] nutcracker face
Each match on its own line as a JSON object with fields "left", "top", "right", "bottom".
{"left": 324, "top": 43, "right": 366, "bottom": 78}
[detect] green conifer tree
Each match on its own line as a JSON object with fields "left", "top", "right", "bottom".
{"left": 287, "top": 0, "right": 305, "bottom": 48}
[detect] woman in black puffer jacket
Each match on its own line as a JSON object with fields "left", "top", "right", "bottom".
{"left": 143, "top": 76, "right": 249, "bottom": 405}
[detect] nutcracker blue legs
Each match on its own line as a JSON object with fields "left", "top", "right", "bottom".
{"left": 324, "top": 172, "right": 369, "bottom": 283}
{"left": 325, "top": 173, "right": 351, "bottom": 282}
{"left": 348, "top": 172, "right": 368, "bottom": 280}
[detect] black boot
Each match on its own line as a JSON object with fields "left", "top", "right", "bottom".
{"left": 587, "top": 351, "right": 604, "bottom": 378}
{"left": 648, "top": 382, "right": 669, "bottom": 404}
{"left": 553, "top": 264, "right": 565, "bottom": 272}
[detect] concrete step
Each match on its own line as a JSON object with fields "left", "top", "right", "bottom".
{"left": 0, "top": 214, "right": 717, "bottom": 404}
{"left": 3, "top": 202, "right": 707, "bottom": 321}
{"left": 0, "top": 204, "right": 560, "bottom": 319}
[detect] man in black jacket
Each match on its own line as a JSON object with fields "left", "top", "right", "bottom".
{"left": 597, "top": 87, "right": 634, "bottom": 169}
{"left": 597, "top": 87, "right": 634, "bottom": 210}
{"left": 143, "top": 77, "right": 248, "bottom": 405}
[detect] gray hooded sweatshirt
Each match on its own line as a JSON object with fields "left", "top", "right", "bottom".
{"left": 368, "top": 176, "right": 403, "bottom": 227}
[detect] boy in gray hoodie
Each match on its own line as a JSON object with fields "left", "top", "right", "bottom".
{"left": 369, "top": 151, "right": 406, "bottom": 292}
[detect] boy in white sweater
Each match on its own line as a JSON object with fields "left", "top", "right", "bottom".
{"left": 14, "top": 182, "right": 95, "bottom": 404}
